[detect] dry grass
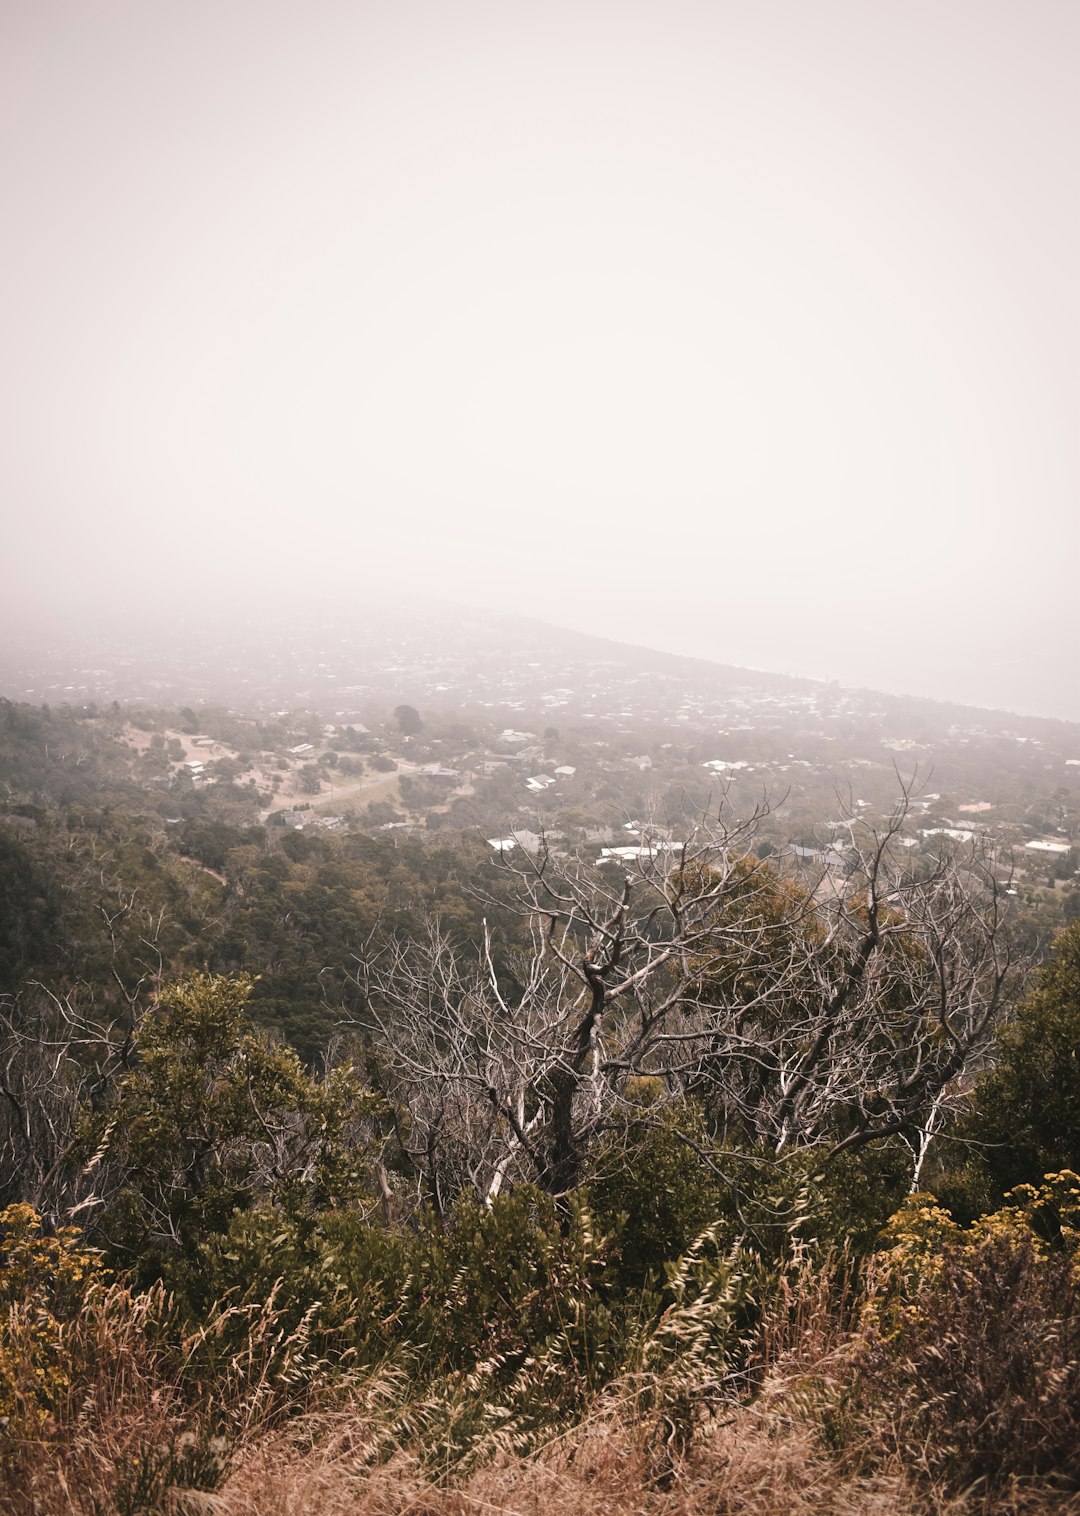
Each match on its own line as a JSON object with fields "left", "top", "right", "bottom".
{"left": 0, "top": 1275, "right": 353, "bottom": 1516}
{"left": 210, "top": 1407, "right": 885, "bottom": 1516}
{"left": 195, "top": 1233, "right": 1080, "bottom": 1516}
{"left": 13, "top": 1384, "right": 1077, "bottom": 1516}
{"left": 194, "top": 1385, "right": 1080, "bottom": 1516}
{"left": 6, "top": 1211, "right": 1080, "bottom": 1515}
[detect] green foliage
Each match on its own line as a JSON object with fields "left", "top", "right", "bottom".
{"left": 813, "top": 1141, "right": 912, "bottom": 1252}
{"left": 0, "top": 699, "right": 140, "bottom": 810}
{"left": 590, "top": 1081, "right": 724, "bottom": 1287}
{"left": 100, "top": 1430, "right": 230, "bottom": 1516}
{"left": 405, "top": 1191, "right": 620, "bottom": 1386}
{"left": 588, "top": 1093, "right": 907, "bottom": 1286}
{"left": 957, "top": 920, "right": 1080, "bottom": 1204}
{"left": 296, "top": 764, "right": 322, "bottom": 794}
{"left": 176, "top": 819, "right": 261, "bottom": 872}
{"left": 393, "top": 704, "right": 423, "bottom": 735}
{"left": 720, "top": 1141, "right": 913, "bottom": 1264}
{"left": 682, "top": 856, "right": 831, "bottom": 1149}
{"left": 0, "top": 806, "right": 214, "bottom": 999}
{"left": 9, "top": 1169, "right": 1080, "bottom": 1504}
{"left": 637, "top": 1226, "right": 764, "bottom": 1472}
{"left": 204, "top": 828, "right": 502, "bottom": 1058}
{"left": 192, "top": 1187, "right": 620, "bottom": 1387}
{"left": 854, "top": 1174, "right": 1080, "bottom": 1493}
{"left": 0, "top": 825, "right": 58, "bottom": 985}
{"left": 0, "top": 1204, "right": 103, "bottom": 1436}
{"left": 165, "top": 1186, "right": 635, "bottom": 1468}
{"left": 96, "top": 974, "right": 382, "bottom": 1275}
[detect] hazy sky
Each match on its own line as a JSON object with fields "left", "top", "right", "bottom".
{"left": 3, "top": 1, "right": 1077, "bottom": 714}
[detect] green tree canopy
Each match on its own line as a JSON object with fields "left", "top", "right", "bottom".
{"left": 393, "top": 704, "right": 423, "bottom": 735}
{"left": 964, "top": 920, "right": 1080, "bottom": 1199}
{"left": 95, "top": 973, "right": 381, "bottom": 1273}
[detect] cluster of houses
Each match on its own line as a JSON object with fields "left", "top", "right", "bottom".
{"left": 75, "top": 613, "right": 1076, "bottom": 889}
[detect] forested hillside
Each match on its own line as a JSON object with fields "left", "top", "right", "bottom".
{"left": 5, "top": 0, "right": 1078, "bottom": 1497}
{"left": 3, "top": 682, "right": 1080, "bottom": 1513}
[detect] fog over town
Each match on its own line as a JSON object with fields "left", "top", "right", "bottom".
{"left": 3, "top": 0, "right": 1077, "bottom": 718}
{"left": 6, "top": 9, "right": 1080, "bottom": 1507}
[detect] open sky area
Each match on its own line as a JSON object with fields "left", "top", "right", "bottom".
{"left": 3, "top": 0, "right": 1077, "bottom": 716}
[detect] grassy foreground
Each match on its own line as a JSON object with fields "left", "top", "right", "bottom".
{"left": 4, "top": 1177, "right": 1080, "bottom": 1516}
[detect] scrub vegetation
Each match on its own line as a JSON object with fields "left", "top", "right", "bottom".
{"left": 3, "top": 691, "right": 1080, "bottom": 1512}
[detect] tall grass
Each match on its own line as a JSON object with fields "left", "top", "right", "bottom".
{"left": 5, "top": 1184, "right": 1080, "bottom": 1515}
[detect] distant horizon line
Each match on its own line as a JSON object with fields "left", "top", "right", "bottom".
{"left": 1, "top": 593, "right": 1077, "bottom": 731}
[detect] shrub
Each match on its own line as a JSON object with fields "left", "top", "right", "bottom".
{"left": 590, "top": 1084, "right": 724, "bottom": 1287}
{"left": 171, "top": 1186, "right": 628, "bottom": 1463}
{"left": 0, "top": 1207, "right": 360, "bottom": 1511}
{"left": 853, "top": 1174, "right": 1080, "bottom": 1493}
{"left": 959, "top": 921, "right": 1080, "bottom": 1204}
{"left": 0, "top": 1204, "right": 103, "bottom": 1438}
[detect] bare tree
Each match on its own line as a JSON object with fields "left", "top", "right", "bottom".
{"left": 0, "top": 865, "right": 170, "bottom": 1226}
{"left": 356, "top": 787, "right": 1020, "bottom": 1209}
{"left": 0, "top": 981, "right": 143, "bottom": 1226}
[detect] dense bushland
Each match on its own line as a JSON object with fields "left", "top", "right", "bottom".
{"left": 3, "top": 766, "right": 1080, "bottom": 1509}
{"left": 4, "top": 1170, "right": 1080, "bottom": 1513}
{"left": 1, "top": 941, "right": 1078, "bottom": 1512}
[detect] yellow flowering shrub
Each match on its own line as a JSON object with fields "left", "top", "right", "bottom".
{"left": 854, "top": 1172, "right": 1080, "bottom": 1490}
{"left": 881, "top": 1170, "right": 1080, "bottom": 1270}
{"left": 0, "top": 1204, "right": 104, "bottom": 1437}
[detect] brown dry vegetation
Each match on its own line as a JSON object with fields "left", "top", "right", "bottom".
{"left": 5, "top": 1189, "right": 1080, "bottom": 1516}
{"left": 9, "top": 1338, "right": 1076, "bottom": 1516}
{"left": 5, "top": 907, "right": 1080, "bottom": 1515}
{"left": 211, "top": 1410, "right": 923, "bottom": 1516}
